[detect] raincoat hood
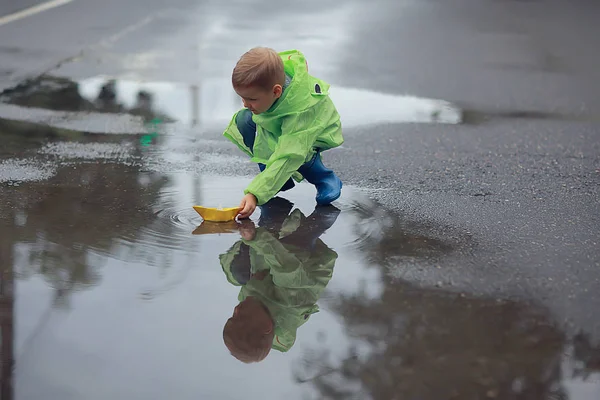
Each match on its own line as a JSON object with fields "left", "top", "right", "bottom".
{"left": 254, "top": 49, "right": 330, "bottom": 120}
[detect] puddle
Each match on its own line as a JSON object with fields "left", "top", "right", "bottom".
{"left": 1, "top": 156, "right": 599, "bottom": 399}
{"left": 0, "top": 74, "right": 462, "bottom": 134}
{"left": 0, "top": 74, "right": 596, "bottom": 400}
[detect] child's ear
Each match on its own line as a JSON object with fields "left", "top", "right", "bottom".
{"left": 264, "top": 319, "right": 274, "bottom": 334}
{"left": 273, "top": 84, "right": 283, "bottom": 98}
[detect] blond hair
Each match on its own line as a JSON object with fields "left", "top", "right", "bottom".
{"left": 232, "top": 47, "right": 285, "bottom": 91}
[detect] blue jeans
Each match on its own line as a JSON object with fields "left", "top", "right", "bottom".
{"left": 236, "top": 109, "right": 258, "bottom": 151}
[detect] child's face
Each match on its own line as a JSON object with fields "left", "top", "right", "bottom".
{"left": 235, "top": 84, "right": 282, "bottom": 115}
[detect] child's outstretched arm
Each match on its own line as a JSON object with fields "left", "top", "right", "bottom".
{"left": 242, "top": 109, "right": 322, "bottom": 207}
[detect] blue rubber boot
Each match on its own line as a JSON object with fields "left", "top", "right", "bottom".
{"left": 281, "top": 205, "right": 341, "bottom": 250}
{"left": 298, "top": 152, "right": 342, "bottom": 205}
{"left": 236, "top": 109, "right": 294, "bottom": 192}
{"left": 258, "top": 196, "right": 294, "bottom": 231}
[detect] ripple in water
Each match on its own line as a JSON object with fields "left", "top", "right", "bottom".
{"left": 118, "top": 192, "right": 206, "bottom": 256}
{"left": 154, "top": 200, "right": 202, "bottom": 231}
{"left": 87, "top": 175, "right": 249, "bottom": 265}
{"left": 116, "top": 181, "right": 244, "bottom": 299}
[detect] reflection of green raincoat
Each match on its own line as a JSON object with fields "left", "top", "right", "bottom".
{"left": 219, "top": 210, "right": 338, "bottom": 352}
{"left": 223, "top": 49, "right": 344, "bottom": 205}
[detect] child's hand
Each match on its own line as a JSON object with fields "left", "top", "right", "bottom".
{"left": 238, "top": 193, "right": 257, "bottom": 219}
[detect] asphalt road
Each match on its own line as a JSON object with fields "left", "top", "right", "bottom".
{"left": 0, "top": 0, "right": 599, "bottom": 399}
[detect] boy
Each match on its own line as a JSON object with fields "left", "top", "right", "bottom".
{"left": 223, "top": 47, "right": 344, "bottom": 219}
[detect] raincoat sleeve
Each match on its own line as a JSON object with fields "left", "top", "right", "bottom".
{"left": 243, "top": 229, "right": 303, "bottom": 274}
{"left": 219, "top": 241, "right": 245, "bottom": 286}
{"left": 244, "top": 107, "right": 321, "bottom": 205}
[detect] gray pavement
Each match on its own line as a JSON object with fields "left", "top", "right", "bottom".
{"left": 0, "top": 0, "right": 599, "bottom": 399}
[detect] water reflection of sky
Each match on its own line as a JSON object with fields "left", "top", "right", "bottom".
{"left": 75, "top": 75, "right": 462, "bottom": 134}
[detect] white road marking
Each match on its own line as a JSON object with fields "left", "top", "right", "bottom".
{"left": 0, "top": 0, "right": 74, "bottom": 27}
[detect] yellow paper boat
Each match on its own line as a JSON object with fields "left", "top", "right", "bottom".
{"left": 192, "top": 206, "right": 240, "bottom": 222}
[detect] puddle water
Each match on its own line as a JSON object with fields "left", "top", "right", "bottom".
{"left": 0, "top": 140, "right": 598, "bottom": 399}
{"left": 0, "top": 75, "right": 598, "bottom": 399}
{"left": 0, "top": 74, "right": 462, "bottom": 134}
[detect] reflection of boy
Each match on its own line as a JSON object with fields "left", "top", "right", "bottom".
{"left": 220, "top": 200, "right": 340, "bottom": 363}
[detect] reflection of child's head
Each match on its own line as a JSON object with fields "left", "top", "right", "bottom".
{"left": 223, "top": 296, "right": 275, "bottom": 363}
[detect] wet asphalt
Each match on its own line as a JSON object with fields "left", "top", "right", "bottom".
{"left": 0, "top": 0, "right": 599, "bottom": 399}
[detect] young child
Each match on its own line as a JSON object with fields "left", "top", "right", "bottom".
{"left": 223, "top": 47, "right": 344, "bottom": 219}
{"left": 220, "top": 198, "right": 340, "bottom": 363}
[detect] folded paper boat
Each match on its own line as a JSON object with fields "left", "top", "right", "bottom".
{"left": 192, "top": 206, "right": 239, "bottom": 222}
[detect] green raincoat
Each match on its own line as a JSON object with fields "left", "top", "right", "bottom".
{"left": 223, "top": 49, "right": 344, "bottom": 205}
{"left": 219, "top": 209, "right": 338, "bottom": 352}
